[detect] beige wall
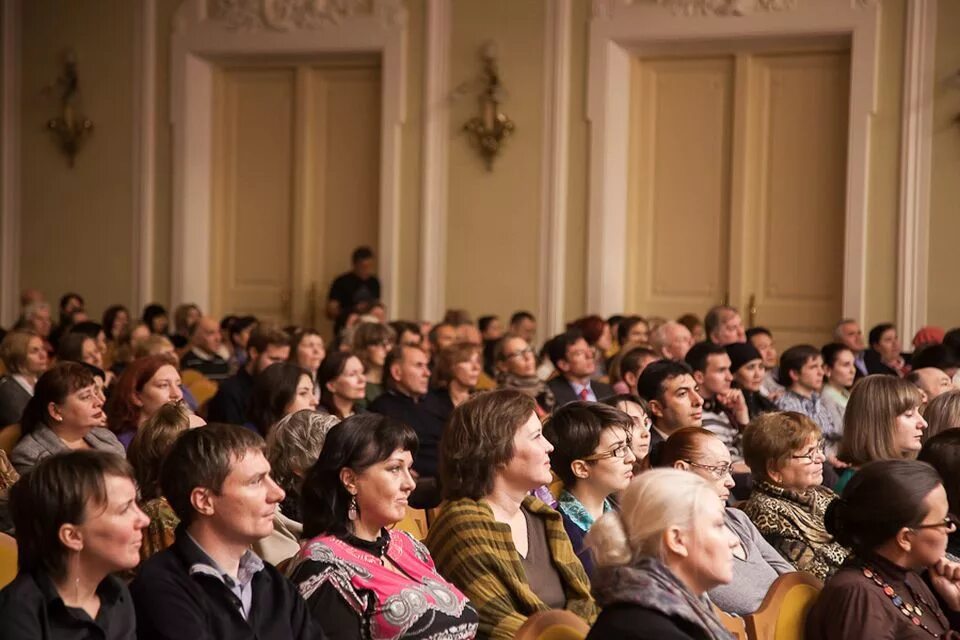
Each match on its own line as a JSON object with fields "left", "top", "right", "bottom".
{"left": 927, "top": 0, "right": 960, "bottom": 328}
{"left": 7, "top": 0, "right": 959, "bottom": 333}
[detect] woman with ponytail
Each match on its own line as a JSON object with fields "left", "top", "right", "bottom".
{"left": 806, "top": 459, "right": 960, "bottom": 639}
{"left": 585, "top": 468, "right": 738, "bottom": 639}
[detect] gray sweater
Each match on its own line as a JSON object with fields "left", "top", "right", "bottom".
{"left": 11, "top": 424, "right": 125, "bottom": 474}
{"left": 708, "top": 507, "right": 794, "bottom": 615}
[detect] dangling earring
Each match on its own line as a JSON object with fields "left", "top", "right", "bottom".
{"left": 348, "top": 495, "right": 359, "bottom": 521}
{"left": 73, "top": 550, "right": 81, "bottom": 602}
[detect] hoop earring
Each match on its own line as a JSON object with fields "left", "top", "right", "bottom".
{"left": 348, "top": 496, "right": 359, "bottom": 521}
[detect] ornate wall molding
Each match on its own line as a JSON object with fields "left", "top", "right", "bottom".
{"left": 655, "top": 0, "right": 797, "bottom": 17}
{"left": 206, "top": 0, "right": 406, "bottom": 31}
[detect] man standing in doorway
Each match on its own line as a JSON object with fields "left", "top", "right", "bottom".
{"left": 326, "top": 246, "right": 381, "bottom": 336}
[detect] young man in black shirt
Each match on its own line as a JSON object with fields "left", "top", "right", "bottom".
{"left": 326, "top": 246, "right": 381, "bottom": 335}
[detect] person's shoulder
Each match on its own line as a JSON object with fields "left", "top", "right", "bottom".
{"left": 0, "top": 571, "right": 43, "bottom": 604}
{"left": 588, "top": 603, "right": 702, "bottom": 640}
{"left": 132, "top": 545, "right": 187, "bottom": 589}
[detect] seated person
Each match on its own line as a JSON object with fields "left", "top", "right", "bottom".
{"left": 919, "top": 429, "right": 960, "bottom": 628}
{"left": 249, "top": 362, "right": 318, "bottom": 436}
{"left": 426, "top": 390, "right": 598, "bottom": 640}
{"left": 545, "top": 328, "right": 614, "bottom": 407}
{"left": 603, "top": 393, "right": 653, "bottom": 472}
{"left": 0, "top": 329, "right": 49, "bottom": 426}
{"left": 775, "top": 345, "right": 842, "bottom": 456}
{"left": 0, "top": 451, "right": 149, "bottom": 638}
{"left": 806, "top": 460, "right": 960, "bottom": 639}
{"left": 257, "top": 409, "right": 340, "bottom": 565}
{"left": 127, "top": 401, "right": 191, "bottom": 562}
{"left": 585, "top": 469, "right": 737, "bottom": 640}
{"left": 351, "top": 322, "right": 394, "bottom": 404}
{"left": 368, "top": 345, "right": 432, "bottom": 472}
{"left": 207, "top": 324, "right": 291, "bottom": 425}
{"left": 12, "top": 362, "right": 125, "bottom": 475}
{"left": 636, "top": 360, "right": 704, "bottom": 449}
{"left": 494, "top": 333, "right": 554, "bottom": 416}
{"left": 726, "top": 341, "right": 777, "bottom": 420}
{"left": 130, "top": 423, "right": 316, "bottom": 639}
{"left": 178, "top": 316, "right": 230, "bottom": 382}
{"left": 107, "top": 354, "right": 193, "bottom": 448}
{"left": 863, "top": 323, "right": 910, "bottom": 377}
{"left": 651, "top": 427, "right": 794, "bottom": 615}
{"left": 544, "top": 402, "right": 636, "bottom": 577}
{"left": 741, "top": 412, "right": 849, "bottom": 580}
{"left": 317, "top": 352, "right": 366, "bottom": 419}
{"left": 288, "top": 413, "right": 479, "bottom": 639}
{"left": 415, "top": 343, "right": 482, "bottom": 458}
{"left": 923, "top": 389, "right": 960, "bottom": 445}
{"left": 289, "top": 329, "right": 326, "bottom": 398}
{"left": 684, "top": 341, "right": 749, "bottom": 468}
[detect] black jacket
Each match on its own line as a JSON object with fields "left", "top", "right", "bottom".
{"left": 586, "top": 603, "right": 713, "bottom": 640}
{"left": 206, "top": 368, "right": 255, "bottom": 426}
{"left": 547, "top": 377, "right": 615, "bottom": 409}
{"left": 368, "top": 390, "right": 436, "bottom": 474}
{"left": 130, "top": 528, "right": 321, "bottom": 640}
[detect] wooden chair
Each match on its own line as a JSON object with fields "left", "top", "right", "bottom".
{"left": 180, "top": 370, "right": 218, "bottom": 415}
{"left": 714, "top": 604, "right": 749, "bottom": 640}
{"left": 393, "top": 507, "right": 429, "bottom": 540}
{"left": 0, "top": 532, "right": 17, "bottom": 589}
{"left": 514, "top": 609, "right": 591, "bottom": 640}
{"left": 744, "top": 571, "right": 822, "bottom": 640}
{"left": 0, "top": 424, "right": 21, "bottom": 456}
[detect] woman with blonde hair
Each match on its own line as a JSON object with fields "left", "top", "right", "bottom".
{"left": 585, "top": 469, "right": 738, "bottom": 639}
{"left": 0, "top": 329, "right": 49, "bottom": 426}
{"left": 922, "top": 388, "right": 960, "bottom": 444}
{"left": 834, "top": 375, "right": 927, "bottom": 493}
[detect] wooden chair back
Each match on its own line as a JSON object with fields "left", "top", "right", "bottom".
{"left": 745, "top": 571, "right": 822, "bottom": 640}
{"left": 0, "top": 532, "right": 17, "bottom": 589}
{"left": 514, "top": 609, "right": 591, "bottom": 640}
{"left": 714, "top": 604, "right": 749, "bottom": 640}
{"left": 393, "top": 507, "right": 429, "bottom": 540}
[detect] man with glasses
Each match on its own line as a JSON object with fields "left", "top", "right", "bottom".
{"left": 545, "top": 329, "right": 614, "bottom": 409}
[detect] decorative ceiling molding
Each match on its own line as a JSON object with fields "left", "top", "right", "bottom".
{"left": 207, "top": 0, "right": 405, "bottom": 31}
{"left": 655, "top": 0, "right": 797, "bottom": 17}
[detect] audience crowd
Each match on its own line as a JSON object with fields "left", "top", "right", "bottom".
{"left": 3, "top": 248, "right": 960, "bottom": 639}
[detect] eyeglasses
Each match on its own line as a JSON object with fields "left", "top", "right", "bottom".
{"left": 790, "top": 440, "right": 826, "bottom": 464}
{"left": 683, "top": 460, "right": 733, "bottom": 480}
{"left": 910, "top": 514, "right": 959, "bottom": 533}
{"left": 505, "top": 347, "right": 534, "bottom": 360}
{"left": 582, "top": 440, "right": 633, "bottom": 462}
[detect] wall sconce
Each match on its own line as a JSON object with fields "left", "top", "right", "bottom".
{"left": 463, "top": 41, "right": 514, "bottom": 171}
{"left": 47, "top": 50, "right": 94, "bottom": 168}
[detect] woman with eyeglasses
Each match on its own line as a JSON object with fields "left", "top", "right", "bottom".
{"left": 740, "top": 412, "right": 849, "bottom": 580}
{"left": 544, "top": 402, "right": 637, "bottom": 577}
{"left": 806, "top": 459, "right": 960, "bottom": 639}
{"left": 603, "top": 394, "right": 652, "bottom": 473}
{"left": 650, "top": 427, "right": 794, "bottom": 615}
{"left": 493, "top": 334, "right": 555, "bottom": 417}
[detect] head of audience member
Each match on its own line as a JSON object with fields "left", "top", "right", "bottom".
{"left": 237, "top": 324, "right": 290, "bottom": 377}
{"left": 677, "top": 313, "right": 706, "bottom": 344}
{"left": 189, "top": 316, "right": 223, "bottom": 356}
{"left": 868, "top": 323, "right": 902, "bottom": 363}
{"left": 839, "top": 375, "right": 926, "bottom": 466}
{"left": 546, "top": 402, "right": 636, "bottom": 502}
{"left": 352, "top": 322, "right": 395, "bottom": 373}
{"left": 776, "top": 344, "right": 824, "bottom": 397}
{"left": 650, "top": 321, "right": 694, "bottom": 362}
{"left": 107, "top": 354, "right": 183, "bottom": 438}
{"left": 441, "top": 389, "right": 550, "bottom": 501}
{"left": 618, "top": 346, "right": 660, "bottom": 397}
{"left": 71, "top": 321, "right": 108, "bottom": 356}
{"left": 101, "top": 305, "right": 130, "bottom": 342}
{"left": 133, "top": 334, "right": 175, "bottom": 359}
{"left": 911, "top": 344, "right": 960, "bottom": 381}
{"left": 350, "top": 246, "right": 376, "bottom": 280}
{"left": 603, "top": 394, "right": 653, "bottom": 465}
{"left": 388, "top": 321, "right": 422, "bottom": 350}
{"left": 587, "top": 469, "right": 735, "bottom": 598}
{"left": 908, "top": 368, "right": 954, "bottom": 404}
{"left": 161, "top": 424, "right": 283, "bottom": 554}
{"left": 637, "top": 361, "right": 703, "bottom": 435}
{"left": 725, "top": 342, "right": 764, "bottom": 394}
{"left": 57, "top": 333, "right": 103, "bottom": 370}
{"left": 267, "top": 409, "right": 340, "bottom": 518}
{"left": 742, "top": 412, "right": 825, "bottom": 493}
{"left": 922, "top": 390, "right": 960, "bottom": 444}
{"left": 945, "top": 329, "right": 960, "bottom": 355}
{"left": 919, "top": 431, "right": 960, "bottom": 533}
{"left": 21, "top": 363, "right": 105, "bottom": 439}
{"left": 821, "top": 343, "right": 857, "bottom": 392}
{"left": 19, "top": 288, "right": 44, "bottom": 309}
{"left": 286, "top": 328, "right": 323, "bottom": 378}
{"left": 317, "top": 352, "right": 366, "bottom": 419}
{"left": 653, "top": 428, "right": 734, "bottom": 501}
{"left": 745, "top": 327, "right": 777, "bottom": 370}
{"left": 548, "top": 328, "right": 596, "bottom": 385}
{"left": 383, "top": 345, "right": 430, "bottom": 399}
{"left": 173, "top": 304, "right": 202, "bottom": 339}
{"left": 142, "top": 304, "right": 169, "bottom": 335}
{"left": 704, "top": 306, "right": 745, "bottom": 346}
{"left": 617, "top": 316, "right": 650, "bottom": 348}
{"left": 494, "top": 334, "right": 537, "bottom": 381}
{"left": 433, "top": 343, "right": 482, "bottom": 399}
{"left": 454, "top": 322, "right": 482, "bottom": 346}
{"left": 21, "top": 302, "right": 53, "bottom": 338}
{"left": 509, "top": 311, "right": 537, "bottom": 346}
{"left": 833, "top": 318, "right": 866, "bottom": 353}
{"left": 58, "top": 293, "right": 85, "bottom": 324}
{"left": 824, "top": 459, "right": 950, "bottom": 571}
{"left": 227, "top": 315, "right": 257, "bottom": 353}
{"left": 913, "top": 326, "right": 945, "bottom": 351}
{"left": 428, "top": 322, "right": 457, "bottom": 356}
{"left": 443, "top": 308, "right": 473, "bottom": 327}
{"left": 301, "top": 413, "right": 418, "bottom": 541}
{"left": 573, "top": 315, "right": 613, "bottom": 354}
{"left": 10, "top": 451, "right": 148, "bottom": 590}
{"left": 250, "top": 362, "right": 317, "bottom": 436}
{"left": 0, "top": 329, "right": 49, "bottom": 384}
{"left": 128, "top": 401, "right": 191, "bottom": 502}
{"left": 478, "top": 315, "right": 503, "bottom": 342}
{"left": 685, "top": 342, "right": 732, "bottom": 400}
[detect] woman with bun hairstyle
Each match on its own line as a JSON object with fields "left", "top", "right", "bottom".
{"left": 806, "top": 459, "right": 960, "bottom": 639}
{"left": 585, "top": 468, "right": 738, "bottom": 639}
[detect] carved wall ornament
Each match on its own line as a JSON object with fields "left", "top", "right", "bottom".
{"left": 655, "top": 0, "right": 798, "bottom": 17}
{"left": 208, "top": 0, "right": 390, "bottom": 31}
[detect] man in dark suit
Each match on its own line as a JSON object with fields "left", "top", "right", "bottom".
{"left": 545, "top": 328, "right": 614, "bottom": 409}
{"left": 636, "top": 360, "right": 704, "bottom": 449}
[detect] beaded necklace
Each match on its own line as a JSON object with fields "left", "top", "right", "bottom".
{"left": 861, "top": 565, "right": 945, "bottom": 638}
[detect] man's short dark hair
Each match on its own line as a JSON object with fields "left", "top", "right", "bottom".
{"left": 510, "top": 311, "right": 535, "bottom": 326}
{"left": 617, "top": 316, "right": 646, "bottom": 346}
{"left": 351, "top": 246, "right": 374, "bottom": 264}
{"left": 684, "top": 341, "right": 727, "bottom": 374}
{"left": 636, "top": 360, "right": 694, "bottom": 403}
{"left": 620, "top": 345, "right": 658, "bottom": 379}
{"left": 247, "top": 323, "right": 290, "bottom": 354}
{"left": 745, "top": 326, "right": 771, "bottom": 341}
{"left": 389, "top": 320, "right": 421, "bottom": 342}
{"left": 160, "top": 423, "right": 267, "bottom": 527}
{"left": 821, "top": 342, "right": 854, "bottom": 369}
{"left": 912, "top": 344, "right": 960, "bottom": 372}
{"left": 546, "top": 328, "right": 585, "bottom": 369}
{"left": 478, "top": 315, "right": 498, "bottom": 334}
{"left": 778, "top": 344, "right": 821, "bottom": 387}
{"left": 59, "top": 292, "right": 84, "bottom": 311}
{"left": 868, "top": 323, "right": 896, "bottom": 348}
{"left": 544, "top": 402, "right": 635, "bottom": 488}
{"left": 428, "top": 322, "right": 455, "bottom": 348}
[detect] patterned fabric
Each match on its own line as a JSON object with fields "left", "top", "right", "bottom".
{"left": 775, "top": 390, "right": 842, "bottom": 446}
{"left": 140, "top": 496, "right": 179, "bottom": 563}
{"left": 700, "top": 406, "right": 742, "bottom": 461}
{"left": 291, "top": 529, "right": 477, "bottom": 640}
{"left": 425, "top": 495, "right": 597, "bottom": 640}
{"left": 741, "top": 480, "right": 849, "bottom": 580}
{"left": 0, "top": 449, "right": 18, "bottom": 492}
{"left": 557, "top": 490, "right": 611, "bottom": 533}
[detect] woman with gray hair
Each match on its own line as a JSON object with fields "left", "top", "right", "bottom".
{"left": 255, "top": 409, "right": 340, "bottom": 565}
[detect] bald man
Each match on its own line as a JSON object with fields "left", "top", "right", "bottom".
{"left": 180, "top": 315, "right": 231, "bottom": 381}
{"left": 908, "top": 367, "right": 955, "bottom": 403}
{"left": 650, "top": 320, "right": 694, "bottom": 361}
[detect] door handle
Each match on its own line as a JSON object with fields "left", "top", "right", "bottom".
{"left": 748, "top": 293, "right": 757, "bottom": 328}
